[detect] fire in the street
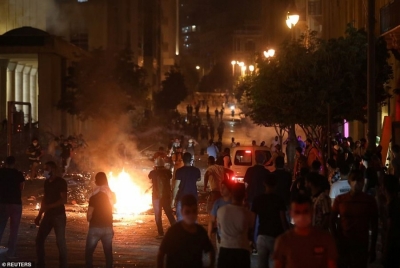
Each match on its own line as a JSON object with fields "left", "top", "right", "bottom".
{"left": 108, "top": 170, "right": 152, "bottom": 215}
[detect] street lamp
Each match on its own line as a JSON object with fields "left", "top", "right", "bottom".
{"left": 195, "top": 65, "right": 200, "bottom": 70}
{"left": 263, "top": 49, "right": 276, "bottom": 58}
{"left": 231, "top": 61, "right": 236, "bottom": 76}
{"left": 241, "top": 65, "right": 247, "bottom": 76}
{"left": 238, "top": 61, "right": 245, "bottom": 67}
{"left": 286, "top": 3, "right": 299, "bottom": 29}
{"left": 249, "top": 65, "right": 255, "bottom": 72}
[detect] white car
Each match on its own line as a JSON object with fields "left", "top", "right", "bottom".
{"left": 230, "top": 146, "right": 274, "bottom": 182}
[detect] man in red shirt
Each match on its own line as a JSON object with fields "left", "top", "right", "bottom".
{"left": 330, "top": 169, "right": 378, "bottom": 268}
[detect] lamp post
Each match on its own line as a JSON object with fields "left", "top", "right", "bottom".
{"left": 263, "top": 49, "right": 276, "bottom": 58}
{"left": 241, "top": 65, "right": 247, "bottom": 76}
{"left": 367, "top": 0, "right": 376, "bottom": 151}
{"left": 231, "top": 61, "right": 236, "bottom": 76}
{"left": 249, "top": 65, "right": 255, "bottom": 74}
{"left": 285, "top": 3, "right": 299, "bottom": 170}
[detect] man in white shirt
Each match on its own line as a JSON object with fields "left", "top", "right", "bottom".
{"left": 270, "top": 136, "right": 279, "bottom": 152}
{"left": 329, "top": 165, "right": 351, "bottom": 203}
{"left": 217, "top": 183, "right": 253, "bottom": 268}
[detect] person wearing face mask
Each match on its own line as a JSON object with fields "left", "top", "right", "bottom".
{"left": 26, "top": 138, "right": 43, "bottom": 179}
{"left": 330, "top": 170, "right": 378, "bottom": 268}
{"left": 273, "top": 195, "right": 337, "bottom": 268}
{"left": 157, "top": 194, "right": 215, "bottom": 268}
{"left": 35, "top": 161, "right": 68, "bottom": 268}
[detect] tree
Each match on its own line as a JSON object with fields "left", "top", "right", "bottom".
{"left": 153, "top": 67, "right": 188, "bottom": 111}
{"left": 198, "top": 62, "right": 232, "bottom": 92}
{"left": 244, "top": 25, "right": 393, "bottom": 167}
{"left": 58, "top": 48, "right": 148, "bottom": 121}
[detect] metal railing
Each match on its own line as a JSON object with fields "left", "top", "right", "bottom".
{"left": 380, "top": 0, "right": 400, "bottom": 34}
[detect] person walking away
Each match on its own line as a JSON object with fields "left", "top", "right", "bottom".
{"left": 231, "top": 137, "right": 236, "bottom": 148}
{"left": 329, "top": 165, "right": 351, "bottom": 204}
{"left": 170, "top": 147, "right": 184, "bottom": 207}
{"left": 208, "top": 180, "right": 232, "bottom": 254}
{"left": 0, "top": 156, "right": 25, "bottom": 258}
{"left": 273, "top": 195, "right": 337, "bottom": 268}
{"left": 330, "top": 170, "right": 378, "bottom": 268}
{"left": 265, "top": 144, "right": 285, "bottom": 167}
{"left": 157, "top": 194, "right": 215, "bottom": 268}
{"left": 361, "top": 154, "right": 379, "bottom": 196}
{"left": 60, "top": 139, "right": 73, "bottom": 174}
{"left": 272, "top": 156, "right": 292, "bottom": 210}
{"left": 204, "top": 156, "right": 225, "bottom": 214}
{"left": 306, "top": 173, "right": 331, "bottom": 230}
{"left": 85, "top": 172, "right": 116, "bottom": 268}
{"left": 207, "top": 140, "right": 219, "bottom": 159}
{"left": 270, "top": 136, "right": 279, "bottom": 152}
{"left": 305, "top": 138, "right": 321, "bottom": 169}
{"left": 251, "top": 175, "right": 289, "bottom": 268}
{"left": 244, "top": 152, "right": 271, "bottom": 253}
{"left": 186, "top": 139, "right": 196, "bottom": 166}
{"left": 217, "top": 183, "right": 253, "bottom": 268}
{"left": 35, "top": 161, "right": 68, "bottom": 268}
{"left": 26, "top": 138, "right": 42, "bottom": 179}
{"left": 293, "top": 147, "right": 307, "bottom": 180}
{"left": 382, "top": 175, "right": 400, "bottom": 268}
{"left": 216, "top": 148, "right": 232, "bottom": 169}
{"left": 217, "top": 121, "right": 225, "bottom": 141}
{"left": 148, "top": 158, "right": 176, "bottom": 239}
{"left": 173, "top": 153, "right": 201, "bottom": 221}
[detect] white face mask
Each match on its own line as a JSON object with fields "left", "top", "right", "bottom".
{"left": 43, "top": 170, "right": 51, "bottom": 179}
{"left": 292, "top": 214, "right": 312, "bottom": 228}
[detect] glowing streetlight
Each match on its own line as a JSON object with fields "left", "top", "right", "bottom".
{"left": 231, "top": 61, "right": 236, "bottom": 76}
{"left": 238, "top": 61, "right": 245, "bottom": 67}
{"left": 196, "top": 65, "right": 200, "bottom": 70}
{"left": 286, "top": 3, "right": 299, "bottom": 29}
{"left": 249, "top": 65, "right": 255, "bottom": 72}
{"left": 241, "top": 65, "right": 247, "bottom": 76}
{"left": 263, "top": 49, "right": 276, "bottom": 58}
{"left": 231, "top": 60, "right": 236, "bottom": 65}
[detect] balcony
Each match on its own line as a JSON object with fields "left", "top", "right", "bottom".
{"left": 380, "top": 0, "right": 400, "bottom": 50}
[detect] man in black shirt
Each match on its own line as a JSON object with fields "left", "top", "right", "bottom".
{"left": 85, "top": 172, "right": 116, "bottom": 268}
{"left": 35, "top": 161, "right": 68, "bottom": 268}
{"left": 272, "top": 156, "right": 292, "bottom": 207}
{"left": 0, "top": 156, "right": 25, "bottom": 258}
{"left": 148, "top": 157, "right": 176, "bottom": 238}
{"left": 157, "top": 194, "right": 215, "bottom": 268}
{"left": 252, "top": 175, "right": 289, "bottom": 268}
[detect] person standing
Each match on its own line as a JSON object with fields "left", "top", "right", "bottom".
{"left": 186, "top": 139, "right": 196, "bottom": 166}
{"left": 306, "top": 174, "right": 331, "bottom": 230}
{"left": 272, "top": 156, "right": 292, "bottom": 209}
{"left": 148, "top": 158, "right": 176, "bottom": 238}
{"left": 157, "top": 194, "right": 215, "bottom": 268}
{"left": 0, "top": 156, "right": 25, "bottom": 258}
{"left": 330, "top": 170, "right": 378, "bottom": 268}
{"left": 382, "top": 175, "right": 400, "bottom": 268}
{"left": 273, "top": 195, "right": 337, "bottom": 268}
{"left": 173, "top": 153, "right": 201, "bottom": 221}
{"left": 329, "top": 165, "right": 351, "bottom": 204}
{"left": 251, "top": 175, "right": 289, "bottom": 268}
{"left": 208, "top": 180, "right": 232, "bottom": 253}
{"left": 26, "top": 138, "right": 42, "bottom": 179}
{"left": 60, "top": 139, "right": 73, "bottom": 174}
{"left": 217, "top": 183, "right": 253, "bottom": 268}
{"left": 305, "top": 138, "right": 321, "bottom": 169}
{"left": 207, "top": 140, "right": 219, "bottom": 159}
{"left": 85, "top": 172, "right": 116, "bottom": 268}
{"left": 204, "top": 156, "right": 225, "bottom": 214}
{"left": 270, "top": 136, "right": 279, "bottom": 152}
{"left": 293, "top": 147, "right": 307, "bottom": 180}
{"left": 35, "top": 161, "right": 68, "bottom": 268}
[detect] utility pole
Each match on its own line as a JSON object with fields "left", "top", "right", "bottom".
{"left": 367, "top": 0, "right": 377, "bottom": 151}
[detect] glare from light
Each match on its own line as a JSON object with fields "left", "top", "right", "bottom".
{"left": 249, "top": 65, "right": 255, "bottom": 72}
{"left": 286, "top": 19, "right": 292, "bottom": 29}
{"left": 238, "top": 62, "right": 245, "bottom": 67}
{"left": 231, "top": 60, "right": 236, "bottom": 65}
{"left": 230, "top": 105, "right": 235, "bottom": 110}
{"left": 196, "top": 65, "right": 200, "bottom": 70}
{"left": 289, "top": 14, "right": 300, "bottom": 26}
{"left": 268, "top": 49, "right": 275, "bottom": 57}
{"left": 241, "top": 66, "right": 247, "bottom": 72}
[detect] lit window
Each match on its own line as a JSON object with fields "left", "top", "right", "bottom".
{"left": 192, "top": 25, "right": 196, "bottom": 32}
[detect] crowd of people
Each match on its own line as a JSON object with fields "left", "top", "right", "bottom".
{"left": 1, "top": 118, "right": 400, "bottom": 268}
{"left": 26, "top": 134, "right": 89, "bottom": 179}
